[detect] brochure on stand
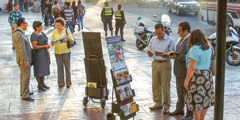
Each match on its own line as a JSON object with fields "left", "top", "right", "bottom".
{"left": 116, "top": 83, "right": 133, "bottom": 101}
{"left": 112, "top": 68, "right": 131, "bottom": 86}
{"left": 106, "top": 36, "right": 127, "bottom": 71}
{"left": 120, "top": 102, "right": 138, "bottom": 116}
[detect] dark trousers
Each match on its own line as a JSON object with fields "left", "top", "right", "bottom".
{"left": 176, "top": 77, "right": 193, "bottom": 117}
{"left": 115, "top": 20, "right": 125, "bottom": 40}
{"left": 45, "top": 14, "right": 54, "bottom": 26}
{"left": 103, "top": 18, "right": 113, "bottom": 32}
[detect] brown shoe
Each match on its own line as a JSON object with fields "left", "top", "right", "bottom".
{"left": 163, "top": 108, "right": 170, "bottom": 114}
{"left": 169, "top": 110, "right": 184, "bottom": 115}
{"left": 149, "top": 105, "right": 163, "bottom": 110}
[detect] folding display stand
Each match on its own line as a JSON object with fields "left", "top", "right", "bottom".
{"left": 82, "top": 32, "right": 109, "bottom": 108}
{"left": 105, "top": 36, "right": 139, "bottom": 120}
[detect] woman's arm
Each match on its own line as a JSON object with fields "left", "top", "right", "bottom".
{"left": 31, "top": 41, "right": 50, "bottom": 50}
{"left": 184, "top": 58, "right": 197, "bottom": 90}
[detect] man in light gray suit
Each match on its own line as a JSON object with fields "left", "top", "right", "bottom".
{"left": 169, "top": 21, "right": 193, "bottom": 120}
{"left": 13, "top": 18, "right": 34, "bottom": 101}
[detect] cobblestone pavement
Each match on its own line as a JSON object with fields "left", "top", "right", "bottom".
{"left": 0, "top": 1, "right": 240, "bottom": 120}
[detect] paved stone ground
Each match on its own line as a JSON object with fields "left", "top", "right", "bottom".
{"left": 0, "top": 1, "right": 240, "bottom": 120}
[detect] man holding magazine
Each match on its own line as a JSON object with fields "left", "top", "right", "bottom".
{"left": 147, "top": 23, "right": 175, "bottom": 114}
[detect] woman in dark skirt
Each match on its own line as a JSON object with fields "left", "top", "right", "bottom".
{"left": 31, "top": 21, "right": 50, "bottom": 91}
{"left": 184, "top": 28, "right": 214, "bottom": 120}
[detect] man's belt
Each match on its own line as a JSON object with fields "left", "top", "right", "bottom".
{"left": 154, "top": 59, "right": 170, "bottom": 63}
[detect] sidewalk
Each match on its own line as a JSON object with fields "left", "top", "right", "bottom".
{"left": 0, "top": 2, "right": 240, "bottom": 120}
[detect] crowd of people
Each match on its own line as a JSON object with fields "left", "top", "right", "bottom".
{"left": 7, "top": 1, "right": 215, "bottom": 120}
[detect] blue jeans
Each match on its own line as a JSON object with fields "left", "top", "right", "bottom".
{"left": 45, "top": 14, "right": 54, "bottom": 26}
{"left": 77, "top": 15, "right": 84, "bottom": 29}
{"left": 19, "top": 2, "right": 24, "bottom": 12}
{"left": 66, "top": 21, "right": 74, "bottom": 34}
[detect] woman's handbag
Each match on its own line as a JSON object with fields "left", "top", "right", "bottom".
{"left": 210, "top": 47, "right": 216, "bottom": 76}
{"left": 65, "top": 29, "right": 76, "bottom": 48}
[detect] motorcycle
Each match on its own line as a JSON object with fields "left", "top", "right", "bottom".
{"left": 134, "top": 14, "right": 172, "bottom": 50}
{"left": 208, "top": 26, "right": 240, "bottom": 66}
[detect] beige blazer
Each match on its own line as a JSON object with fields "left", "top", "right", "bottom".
{"left": 13, "top": 28, "right": 32, "bottom": 64}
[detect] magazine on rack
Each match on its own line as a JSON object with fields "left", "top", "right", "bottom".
{"left": 116, "top": 83, "right": 133, "bottom": 101}
{"left": 112, "top": 68, "right": 131, "bottom": 86}
{"left": 106, "top": 36, "right": 127, "bottom": 71}
{"left": 120, "top": 102, "right": 138, "bottom": 116}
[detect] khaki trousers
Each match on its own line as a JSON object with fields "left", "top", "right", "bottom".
{"left": 152, "top": 61, "right": 171, "bottom": 109}
{"left": 11, "top": 23, "right": 17, "bottom": 47}
{"left": 18, "top": 64, "right": 31, "bottom": 98}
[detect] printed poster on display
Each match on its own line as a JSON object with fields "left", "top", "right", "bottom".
{"left": 116, "top": 83, "right": 133, "bottom": 101}
{"left": 112, "top": 68, "right": 131, "bottom": 86}
{"left": 106, "top": 36, "right": 126, "bottom": 71}
{"left": 120, "top": 102, "right": 138, "bottom": 116}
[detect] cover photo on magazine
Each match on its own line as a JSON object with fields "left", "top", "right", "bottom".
{"left": 116, "top": 83, "right": 133, "bottom": 101}
{"left": 106, "top": 36, "right": 127, "bottom": 71}
{"left": 112, "top": 68, "right": 131, "bottom": 86}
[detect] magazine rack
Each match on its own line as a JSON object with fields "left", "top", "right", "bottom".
{"left": 82, "top": 32, "right": 109, "bottom": 108}
{"left": 106, "top": 69, "right": 139, "bottom": 120}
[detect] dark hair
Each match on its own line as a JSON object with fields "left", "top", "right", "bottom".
{"left": 178, "top": 21, "right": 190, "bottom": 33}
{"left": 17, "top": 18, "right": 25, "bottom": 27}
{"left": 188, "top": 28, "right": 209, "bottom": 50}
{"left": 13, "top": 3, "right": 19, "bottom": 7}
{"left": 118, "top": 4, "right": 122, "bottom": 10}
{"left": 78, "top": 0, "right": 82, "bottom": 5}
{"left": 54, "top": 17, "right": 66, "bottom": 26}
{"left": 104, "top": 2, "right": 108, "bottom": 6}
{"left": 72, "top": 1, "right": 76, "bottom": 8}
{"left": 66, "top": 2, "right": 70, "bottom": 6}
{"left": 64, "top": 2, "right": 67, "bottom": 5}
{"left": 32, "top": 21, "right": 42, "bottom": 31}
{"left": 54, "top": 1, "right": 58, "bottom": 4}
{"left": 154, "top": 23, "right": 164, "bottom": 30}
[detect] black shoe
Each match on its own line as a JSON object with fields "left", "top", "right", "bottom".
{"left": 22, "top": 97, "right": 34, "bottom": 101}
{"left": 169, "top": 110, "right": 184, "bottom": 115}
{"left": 59, "top": 85, "right": 64, "bottom": 88}
{"left": 163, "top": 108, "right": 170, "bottom": 114}
{"left": 12, "top": 47, "right": 15, "bottom": 49}
{"left": 182, "top": 115, "right": 193, "bottom": 120}
{"left": 67, "top": 85, "right": 70, "bottom": 88}
{"left": 29, "top": 92, "right": 34, "bottom": 95}
{"left": 82, "top": 27, "right": 83, "bottom": 30}
{"left": 121, "top": 39, "right": 126, "bottom": 41}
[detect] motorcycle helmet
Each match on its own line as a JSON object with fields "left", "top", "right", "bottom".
{"left": 137, "top": 16, "right": 142, "bottom": 20}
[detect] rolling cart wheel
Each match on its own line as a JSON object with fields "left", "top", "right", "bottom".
{"left": 106, "top": 112, "right": 115, "bottom": 120}
{"left": 83, "top": 97, "right": 88, "bottom": 107}
{"left": 101, "top": 98, "right": 106, "bottom": 108}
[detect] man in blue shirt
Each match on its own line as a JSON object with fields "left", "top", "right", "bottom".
{"left": 147, "top": 24, "right": 175, "bottom": 114}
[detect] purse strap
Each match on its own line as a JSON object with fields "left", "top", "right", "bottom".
{"left": 65, "top": 28, "right": 68, "bottom": 36}
{"left": 211, "top": 46, "right": 215, "bottom": 60}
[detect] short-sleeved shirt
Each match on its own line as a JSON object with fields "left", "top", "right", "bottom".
{"left": 45, "top": 2, "right": 53, "bottom": 14}
{"left": 52, "top": 28, "right": 74, "bottom": 54}
{"left": 148, "top": 34, "right": 176, "bottom": 60}
{"left": 77, "top": 5, "right": 85, "bottom": 16}
{"left": 8, "top": 9, "right": 22, "bottom": 23}
{"left": 63, "top": 7, "right": 74, "bottom": 21}
{"left": 186, "top": 45, "right": 213, "bottom": 70}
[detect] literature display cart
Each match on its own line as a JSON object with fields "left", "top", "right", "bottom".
{"left": 106, "top": 36, "right": 139, "bottom": 120}
{"left": 82, "top": 32, "right": 109, "bottom": 108}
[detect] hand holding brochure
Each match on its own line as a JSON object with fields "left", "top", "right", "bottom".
{"left": 155, "top": 51, "right": 178, "bottom": 58}
{"left": 51, "top": 34, "right": 68, "bottom": 44}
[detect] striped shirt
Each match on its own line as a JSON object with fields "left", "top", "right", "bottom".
{"left": 63, "top": 7, "right": 74, "bottom": 21}
{"left": 8, "top": 9, "right": 22, "bottom": 23}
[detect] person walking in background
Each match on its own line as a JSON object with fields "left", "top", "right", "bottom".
{"left": 63, "top": 2, "right": 74, "bottom": 33}
{"left": 184, "top": 28, "right": 214, "bottom": 120}
{"left": 45, "top": 0, "right": 54, "bottom": 27}
{"left": 13, "top": 18, "right": 33, "bottom": 101}
{"left": 52, "top": 0, "right": 60, "bottom": 19}
{"left": 51, "top": 18, "right": 75, "bottom": 88}
{"left": 30, "top": 21, "right": 50, "bottom": 91}
{"left": 101, "top": 2, "right": 114, "bottom": 37}
{"left": 19, "top": 0, "right": 24, "bottom": 12}
{"left": 24, "top": 0, "right": 29, "bottom": 12}
{"left": 8, "top": 3, "right": 22, "bottom": 49}
{"left": 7, "top": 0, "right": 13, "bottom": 12}
{"left": 115, "top": 4, "right": 126, "bottom": 41}
{"left": 169, "top": 21, "right": 194, "bottom": 120}
{"left": 41, "top": 0, "right": 46, "bottom": 19}
{"left": 147, "top": 24, "right": 175, "bottom": 114}
{"left": 77, "top": 0, "right": 85, "bottom": 30}
{"left": 72, "top": 1, "right": 78, "bottom": 32}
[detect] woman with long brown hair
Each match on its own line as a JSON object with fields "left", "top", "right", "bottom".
{"left": 184, "top": 28, "right": 214, "bottom": 120}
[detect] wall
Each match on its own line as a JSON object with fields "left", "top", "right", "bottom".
{"left": 0, "top": 0, "right": 8, "bottom": 11}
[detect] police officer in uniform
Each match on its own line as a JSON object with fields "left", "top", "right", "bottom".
{"left": 101, "top": 2, "right": 114, "bottom": 37}
{"left": 115, "top": 4, "right": 126, "bottom": 41}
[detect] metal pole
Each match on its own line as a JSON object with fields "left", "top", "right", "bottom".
{"left": 214, "top": 0, "right": 227, "bottom": 120}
